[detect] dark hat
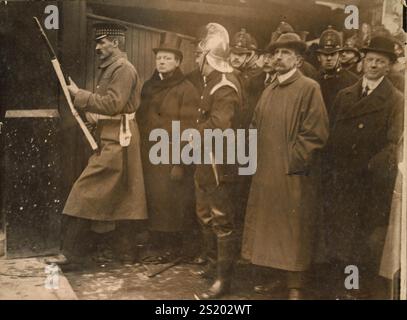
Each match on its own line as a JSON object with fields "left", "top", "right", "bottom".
{"left": 268, "top": 32, "right": 307, "bottom": 55}
{"left": 94, "top": 23, "right": 127, "bottom": 41}
{"left": 316, "top": 26, "right": 342, "bottom": 54}
{"left": 153, "top": 32, "right": 183, "bottom": 60}
{"left": 339, "top": 36, "right": 362, "bottom": 61}
{"left": 360, "top": 36, "right": 397, "bottom": 62}
{"left": 231, "top": 28, "right": 258, "bottom": 54}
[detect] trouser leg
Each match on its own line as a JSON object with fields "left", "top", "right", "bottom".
{"left": 195, "top": 181, "right": 237, "bottom": 299}
{"left": 61, "top": 215, "right": 94, "bottom": 261}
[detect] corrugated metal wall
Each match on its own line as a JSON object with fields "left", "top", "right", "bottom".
{"left": 86, "top": 14, "right": 197, "bottom": 91}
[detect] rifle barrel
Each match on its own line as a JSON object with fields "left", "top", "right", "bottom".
{"left": 33, "top": 17, "right": 57, "bottom": 59}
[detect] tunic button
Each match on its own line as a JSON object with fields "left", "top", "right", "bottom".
{"left": 196, "top": 120, "right": 199, "bottom": 123}
{"left": 96, "top": 85, "right": 100, "bottom": 89}
{"left": 198, "top": 108, "right": 201, "bottom": 112}
{"left": 358, "top": 123, "right": 364, "bottom": 129}
{"left": 200, "top": 96, "right": 204, "bottom": 100}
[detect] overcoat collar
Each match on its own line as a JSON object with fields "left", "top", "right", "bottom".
{"left": 269, "top": 69, "right": 302, "bottom": 89}
{"left": 99, "top": 52, "right": 127, "bottom": 69}
{"left": 336, "top": 76, "right": 393, "bottom": 120}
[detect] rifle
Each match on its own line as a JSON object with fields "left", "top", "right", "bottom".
{"left": 33, "top": 17, "right": 99, "bottom": 151}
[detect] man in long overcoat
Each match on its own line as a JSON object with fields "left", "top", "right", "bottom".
{"left": 325, "top": 36, "right": 403, "bottom": 298}
{"left": 137, "top": 32, "right": 199, "bottom": 262}
{"left": 62, "top": 23, "right": 147, "bottom": 267}
{"left": 241, "top": 33, "right": 329, "bottom": 299}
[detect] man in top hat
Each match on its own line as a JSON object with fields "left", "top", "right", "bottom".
{"left": 339, "top": 36, "right": 363, "bottom": 76}
{"left": 324, "top": 36, "right": 403, "bottom": 298}
{"left": 62, "top": 22, "right": 147, "bottom": 268}
{"left": 241, "top": 32, "right": 329, "bottom": 299}
{"left": 192, "top": 22, "right": 243, "bottom": 299}
{"left": 316, "top": 26, "right": 358, "bottom": 117}
{"left": 137, "top": 32, "right": 199, "bottom": 263}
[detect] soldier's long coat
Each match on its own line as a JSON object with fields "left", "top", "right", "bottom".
{"left": 323, "top": 77, "right": 403, "bottom": 268}
{"left": 242, "top": 70, "right": 329, "bottom": 271}
{"left": 63, "top": 53, "right": 147, "bottom": 221}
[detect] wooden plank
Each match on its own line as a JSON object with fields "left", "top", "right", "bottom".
{"left": 88, "top": 0, "right": 277, "bottom": 20}
{"left": 87, "top": 13, "right": 196, "bottom": 41}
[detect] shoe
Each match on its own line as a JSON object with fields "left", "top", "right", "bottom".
{"left": 191, "top": 258, "right": 216, "bottom": 279}
{"left": 288, "top": 288, "right": 304, "bottom": 300}
{"left": 254, "top": 280, "right": 284, "bottom": 295}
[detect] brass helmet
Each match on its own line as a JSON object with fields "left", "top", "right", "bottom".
{"left": 198, "top": 22, "right": 233, "bottom": 73}
{"left": 339, "top": 36, "right": 362, "bottom": 62}
{"left": 231, "top": 28, "right": 258, "bottom": 54}
{"left": 316, "top": 26, "right": 342, "bottom": 54}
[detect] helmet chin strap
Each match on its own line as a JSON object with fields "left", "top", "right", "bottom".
{"left": 200, "top": 51, "right": 210, "bottom": 76}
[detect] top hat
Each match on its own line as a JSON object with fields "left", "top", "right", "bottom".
{"left": 94, "top": 23, "right": 127, "bottom": 41}
{"left": 230, "top": 28, "right": 258, "bottom": 54}
{"left": 316, "top": 26, "right": 342, "bottom": 54}
{"left": 153, "top": 32, "right": 183, "bottom": 61}
{"left": 268, "top": 32, "right": 307, "bottom": 55}
{"left": 360, "top": 36, "right": 397, "bottom": 62}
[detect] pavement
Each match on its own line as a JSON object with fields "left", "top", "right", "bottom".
{"left": 0, "top": 255, "right": 391, "bottom": 300}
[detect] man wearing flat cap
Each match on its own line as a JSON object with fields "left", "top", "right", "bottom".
{"left": 61, "top": 22, "right": 147, "bottom": 268}
{"left": 324, "top": 36, "right": 403, "bottom": 298}
{"left": 241, "top": 32, "right": 329, "bottom": 299}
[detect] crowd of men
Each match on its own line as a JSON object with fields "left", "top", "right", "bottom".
{"left": 60, "top": 19, "right": 404, "bottom": 300}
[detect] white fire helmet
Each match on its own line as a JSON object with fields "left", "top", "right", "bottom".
{"left": 197, "top": 23, "right": 233, "bottom": 73}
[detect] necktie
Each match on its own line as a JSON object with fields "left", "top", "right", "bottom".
{"left": 361, "top": 85, "right": 370, "bottom": 97}
{"left": 264, "top": 73, "right": 272, "bottom": 87}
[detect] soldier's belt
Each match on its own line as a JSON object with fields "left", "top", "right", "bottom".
{"left": 86, "top": 112, "right": 135, "bottom": 147}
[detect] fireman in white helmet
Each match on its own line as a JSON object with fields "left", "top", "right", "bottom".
{"left": 192, "top": 23, "right": 243, "bottom": 299}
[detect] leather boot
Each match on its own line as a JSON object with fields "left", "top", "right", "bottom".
{"left": 200, "top": 235, "right": 236, "bottom": 299}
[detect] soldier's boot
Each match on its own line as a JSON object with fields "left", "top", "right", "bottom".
{"left": 191, "top": 228, "right": 217, "bottom": 278}
{"left": 200, "top": 235, "right": 236, "bottom": 299}
{"left": 59, "top": 216, "right": 95, "bottom": 271}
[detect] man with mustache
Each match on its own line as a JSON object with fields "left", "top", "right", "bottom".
{"left": 242, "top": 32, "right": 329, "bottom": 299}
{"left": 61, "top": 23, "right": 147, "bottom": 269}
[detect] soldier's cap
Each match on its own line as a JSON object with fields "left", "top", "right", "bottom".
{"left": 360, "top": 36, "right": 397, "bottom": 63}
{"left": 230, "top": 28, "right": 258, "bottom": 54}
{"left": 316, "top": 26, "right": 342, "bottom": 54}
{"left": 94, "top": 22, "right": 127, "bottom": 41}
{"left": 268, "top": 32, "right": 307, "bottom": 55}
{"left": 153, "top": 32, "right": 183, "bottom": 61}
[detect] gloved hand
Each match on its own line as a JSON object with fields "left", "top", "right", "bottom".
{"left": 170, "top": 165, "right": 184, "bottom": 181}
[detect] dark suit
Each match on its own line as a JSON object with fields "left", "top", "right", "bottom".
{"left": 323, "top": 77, "right": 403, "bottom": 275}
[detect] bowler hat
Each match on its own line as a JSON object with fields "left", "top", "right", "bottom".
{"left": 94, "top": 23, "right": 127, "bottom": 41}
{"left": 360, "top": 36, "right": 397, "bottom": 62}
{"left": 153, "top": 32, "right": 183, "bottom": 61}
{"left": 268, "top": 33, "right": 307, "bottom": 55}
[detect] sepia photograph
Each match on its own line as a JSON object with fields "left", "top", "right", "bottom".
{"left": 0, "top": 0, "right": 405, "bottom": 304}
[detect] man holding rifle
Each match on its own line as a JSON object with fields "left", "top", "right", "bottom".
{"left": 61, "top": 22, "right": 147, "bottom": 268}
